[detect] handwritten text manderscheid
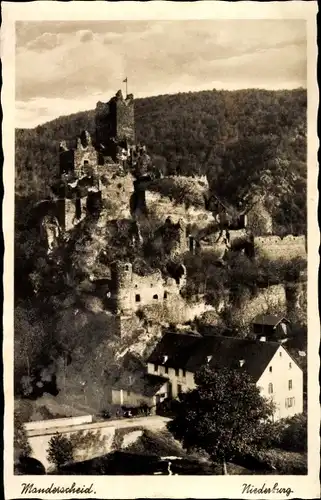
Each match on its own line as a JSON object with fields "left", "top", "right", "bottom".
{"left": 21, "top": 482, "right": 95, "bottom": 495}
{"left": 242, "top": 482, "right": 294, "bottom": 497}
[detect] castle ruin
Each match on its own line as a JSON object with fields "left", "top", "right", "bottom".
{"left": 110, "top": 261, "right": 186, "bottom": 316}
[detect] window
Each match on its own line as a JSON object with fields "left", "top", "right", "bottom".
{"left": 279, "top": 351, "right": 282, "bottom": 357}
{"left": 84, "top": 160, "right": 89, "bottom": 166}
{"left": 127, "top": 391, "right": 131, "bottom": 396}
{"left": 268, "top": 383, "right": 273, "bottom": 394}
{"left": 164, "top": 291, "right": 168, "bottom": 299}
{"left": 154, "top": 364, "right": 158, "bottom": 372}
{"left": 286, "top": 397, "right": 295, "bottom": 408}
{"left": 175, "top": 368, "right": 179, "bottom": 377}
{"left": 269, "top": 366, "right": 272, "bottom": 373}
{"left": 182, "top": 370, "right": 186, "bottom": 378}
{"left": 135, "top": 294, "right": 141, "bottom": 302}
{"left": 153, "top": 294, "right": 158, "bottom": 300}
{"left": 177, "top": 384, "right": 182, "bottom": 394}
{"left": 165, "top": 366, "right": 168, "bottom": 374}
{"left": 288, "top": 380, "right": 293, "bottom": 390}
{"left": 125, "top": 265, "right": 129, "bottom": 270}
{"left": 289, "top": 362, "right": 292, "bottom": 369}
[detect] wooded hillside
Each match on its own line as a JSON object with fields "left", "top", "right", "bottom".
{"left": 16, "top": 88, "right": 307, "bottom": 236}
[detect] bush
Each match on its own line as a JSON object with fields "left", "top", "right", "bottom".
{"left": 46, "top": 433, "right": 74, "bottom": 468}
{"left": 256, "top": 449, "right": 307, "bottom": 475}
{"left": 262, "top": 413, "right": 307, "bottom": 452}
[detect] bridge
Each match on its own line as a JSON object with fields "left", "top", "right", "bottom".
{"left": 25, "top": 415, "right": 170, "bottom": 471}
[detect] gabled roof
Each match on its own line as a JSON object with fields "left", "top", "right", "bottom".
{"left": 253, "top": 314, "right": 289, "bottom": 328}
{"left": 147, "top": 332, "right": 286, "bottom": 382}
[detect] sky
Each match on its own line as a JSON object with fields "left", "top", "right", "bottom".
{"left": 16, "top": 20, "right": 307, "bottom": 129}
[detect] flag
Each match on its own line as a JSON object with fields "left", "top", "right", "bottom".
{"left": 123, "top": 77, "right": 127, "bottom": 83}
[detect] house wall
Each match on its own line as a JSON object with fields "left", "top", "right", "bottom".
{"left": 257, "top": 345, "right": 303, "bottom": 421}
{"left": 147, "top": 363, "right": 195, "bottom": 398}
{"left": 109, "top": 388, "right": 155, "bottom": 408}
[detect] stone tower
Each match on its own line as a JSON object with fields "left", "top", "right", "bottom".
{"left": 95, "top": 90, "right": 135, "bottom": 162}
{"left": 110, "top": 261, "right": 133, "bottom": 313}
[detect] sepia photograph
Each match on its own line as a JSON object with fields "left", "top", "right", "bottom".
{"left": 2, "top": 1, "right": 319, "bottom": 498}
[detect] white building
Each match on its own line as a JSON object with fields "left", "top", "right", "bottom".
{"left": 146, "top": 332, "right": 303, "bottom": 421}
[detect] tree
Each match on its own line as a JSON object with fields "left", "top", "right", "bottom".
{"left": 167, "top": 366, "right": 274, "bottom": 474}
{"left": 47, "top": 433, "right": 74, "bottom": 469}
{"left": 14, "top": 411, "right": 32, "bottom": 460}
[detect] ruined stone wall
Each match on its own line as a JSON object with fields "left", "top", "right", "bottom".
{"left": 131, "top": 270, "right": 165, "bottom": 311}
{"left": 145, "top": 190, "right": 215, "bottom": 229}
{"left": 60, "top": 149, "right": 75, "bottom": 176}
{"left": 74, "top": 132, "right": 98, "bottom": 178}
{"left": 110, "top": 262, "right": 186, "bottom": 316}
{"left": 58, "top": 197, "right": 87, "bottom": 232}
{"left": 100, "top": 171, "right": 134, "bottom": 221}
{"left": 254, "top": 235, "right": 306, "bottom": 261}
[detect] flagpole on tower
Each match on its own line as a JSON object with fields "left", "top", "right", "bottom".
{"left": 123, "top": 77, "right": 128, "bottom": 97}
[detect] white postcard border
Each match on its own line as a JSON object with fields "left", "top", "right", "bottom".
{"left": 2, "top": 1, "right": 320, "bottom": 499}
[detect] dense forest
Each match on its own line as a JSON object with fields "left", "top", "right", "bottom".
{"left": 16, "top": 88, "right": 307, "bottom": 235}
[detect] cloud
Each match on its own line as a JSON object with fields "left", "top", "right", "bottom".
{"left": 77, "top": 30, "right": 94, "bottom": 43}
{"left": 16, "top": 95, "right": 102, "bottom": 129}
{"left": 26, "top": 32, "right": 60, "bottom": 51}
{"left": 15, "top": 20, "right": 307, "bottom": 128}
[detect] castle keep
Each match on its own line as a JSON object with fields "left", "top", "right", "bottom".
{"left": 95, "top": 90, "right": 135, "bottom": 163}
{"left": 54, "top": 89, "right": 141, "bottom": 232}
